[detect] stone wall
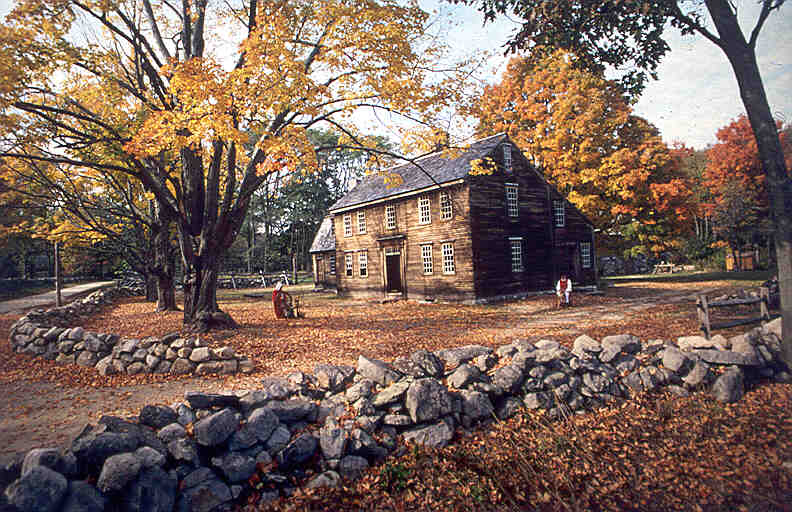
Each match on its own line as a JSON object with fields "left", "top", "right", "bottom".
{"left": 2, "top": 310, "right": 788, "bottom": 511}
{"left": 8, "top": 287, "right": 253, "bottom": 377}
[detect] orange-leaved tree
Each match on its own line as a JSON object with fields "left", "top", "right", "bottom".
{"left": 473, "top": 50, "right": 695, "bottom": 252}
{"left": 704, "top": 114, "right": 792, "bottom": 264}
{"left": 0, "top": 0, "right": 478, "bottom": 330}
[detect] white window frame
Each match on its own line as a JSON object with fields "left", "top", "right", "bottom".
{"left": 442, "top": 242, "right": 455, "bottom": 275}
{"left": 329, "top": 253, "right": 336, "bottom": 275}
{"left": 358, "top": 251, "right": 368, "bottom": 278}
{"left": 343, "top": 214, "right": 352, "bottom": 237}
{"left": 357, "top": 211, "right": 366, "bottom": 234}
{"left": 505, "top": 183, "right": 519, "bottom": 218}
{"left": 440, "top": 191, "right": 453, "bottom": 220}
{"left": 345, "top": 253, "right": 353, "bottom": 277}
{"left": 418, "top": 195, "right": 431, "bottom": 225}
{"left": 503, "top": 144, "right": 512, "bottom": 173}
{"left": 553, "top": 200, "right": 565, "bottom": 227}
{"left": 510, "top": 238, "right": 523, "bottom": 273}
{"left": 421, "top": 244, "right": 433, "bottom": 275}
{"left": 385, "top": 204, "right": 396, "bottom": 230}
{"left": 581, "top": 242, "right": 592, "bottom": 269}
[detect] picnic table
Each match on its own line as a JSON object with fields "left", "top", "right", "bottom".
{"left": 652, "top": 263, "right": 676, "bottom": 274}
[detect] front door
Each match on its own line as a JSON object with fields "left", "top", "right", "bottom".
{"left": 316, "top": 256, "right": 324, "bottom": 283}
{"left": 385, "top": 253, "right": 402, "bottom": 293}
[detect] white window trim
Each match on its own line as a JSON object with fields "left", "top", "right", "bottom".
{"left": 343, "top": 214, "right": 352, "bottom": 237}
{"left": 329, "top": 254, "right": 336, "bottom": 275}
{"left": 418, "top": 195, "right": 431, "bottom": 225}
{"left": 505, "top": 183, "right": 519, "bottom": 218}
{"left": 385, "top": 204, "right": 396, "bottom": 230}
{"left": 442, "top": 242, "right": 455, "bottom": 275}
{"left": 503, "top": 144, "right": 512, "bottom": 173}
{"left": 357, "top": 211, "right": 366, "bottom": 234}
{"left": 510, "top": 238, "right": 523, "bottom": 273}
{"left": 581, "top": 242, "right": 592, "bottom": 269}
{"left": 440, "top": 191, "right": 453, "bottom": 220}
{"left": 345, "top": 252, "right": 354, "bottom": 277}
{"left": 421, "top": 244, "right": 433, "bottom": 275}
{"left": 554, "top": 200, "right": 565, "bottom": 228}
{"left": 358, "top": 251, "right": 368, "bottom": 278}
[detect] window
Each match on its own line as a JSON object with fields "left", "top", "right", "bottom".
{"left": 505, "top": 184, "right": 519, "bottom": 217}
{"left": 358, "top": 252, "right": 368, "bottom": 277}
{"left": 510, "top": 238, "right": 523, "bottom": 273}
{"left": 385, "top": 204, "right": 396, "bottom": 230}
{"left": 329, "top": 254, "right": 336, "bottom": 275}
{"left": 357, "top": 211, "right": 366, "bottom": 234}
{"left": 418, "top": 196, "right": 431, "bottom": 224}
{"left": 345, "top": 253, "right": 353, "bottom": 276}
{"left": 442, "top": 243, "right": 455, "bottom": 274}
{"left": 343, "top": 214, "right": 352, "bottom": 237}
{"left": 440, "top": 191, "right": 453, "bottom": 220}
{"left": 503, "top": 144, "right": 512, "bottom": 173}
{"left": 553, "top": 200, "right": 565, "bottom": 227}
{"left": 421, "top": 244, "right": 433, "bottom": 275}
{"left": 581, "top": 242, "right": 592, "bottom": 269}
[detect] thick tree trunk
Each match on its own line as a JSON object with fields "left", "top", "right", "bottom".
{"left": 181, "top": 252, "right": 237, "bottom": 332}
{"left": 153, "top": 214, "right": 177, "bottom": 312}
{"left": 706, "top": 0, "right": 792, "bottom": 367}
{"left": 145, "top": 274, "right": 157, "bottom": 302}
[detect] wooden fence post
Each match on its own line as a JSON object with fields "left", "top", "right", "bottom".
{"left": 697, "top": 293, "right": 711, "bottom": 339}
{"left": 760, "top": 286, "right": 769, "bottom": 321}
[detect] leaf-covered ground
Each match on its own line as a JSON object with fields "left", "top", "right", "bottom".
{"left": 259, "top": 385, "right": 792, "bottom": 511}
{"left": 0, "top": 277, "right": 788, "bottom": 509}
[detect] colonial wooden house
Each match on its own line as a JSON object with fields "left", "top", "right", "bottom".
{"left": 310, "top": 133, "right": 596, "bottom": 302}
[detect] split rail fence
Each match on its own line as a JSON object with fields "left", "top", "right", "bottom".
{"left": 696, "top": 287, "right": 775, "bottom": 339}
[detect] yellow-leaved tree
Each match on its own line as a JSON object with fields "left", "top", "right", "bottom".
{"left": 0, "top": 0, "right": 477, "bottom": 330}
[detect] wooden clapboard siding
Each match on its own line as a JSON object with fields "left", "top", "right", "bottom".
{"left": 334, "top": 184, "right": 474, "bottom": 300}
{"left": 325, "top": 133, "right": 596, "bottom": 302}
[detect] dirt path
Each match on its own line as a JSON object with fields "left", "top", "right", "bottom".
{"left": 0, "top": 284, "right": 736, "bottom": 467}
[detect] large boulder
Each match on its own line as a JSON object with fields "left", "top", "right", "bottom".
{"left": 61, "top": 480, "right": 107, "bottom": 512}
{"left": 405, "top": 379, "right": 454, "bottom": 423}
{"left": 402, "top": 420, "right": 454, "bottom": 449}
{"left": 711, "top": 369, "right": 745, "bottom": 403}
{"left": 357, "top": 356, "right": 402, "bottom": 386}
{"left": 4, "top": 465, "right": 68, "bottom": 512}
{"left": 97, "top": 452, "right": 142, "bottom": 493}
{"left": 193, "top": 409, "right": 239, "bottom": 447}
{"left": 120, "top": 467, "right": 177, "bottom": 512}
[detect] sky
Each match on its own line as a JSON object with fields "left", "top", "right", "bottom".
{"left": 1, "top": 0, "right": 789, "bottom": 150}
{"left": 428, "top": 0, "right": 792, "bottom": 149}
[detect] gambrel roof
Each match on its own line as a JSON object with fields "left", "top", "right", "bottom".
{"left": 329, "top": 133, "right": 508, "bottom": 213}
{"left": 309, "top": 217, "right": 335, "bottom": 253}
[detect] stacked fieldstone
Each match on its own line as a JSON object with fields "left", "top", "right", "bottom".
{"left": 7, "top": 288, "right": 253, "bottom": 377}
{"left": 2, "top": 318, "right": 788, "bottom": 511}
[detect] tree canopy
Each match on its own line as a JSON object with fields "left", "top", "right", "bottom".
{"left": 0, "top": 0, "right": 478, "bottom": 330}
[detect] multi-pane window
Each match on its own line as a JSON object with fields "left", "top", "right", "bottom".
{"left": 505, "top": 184, "right": 519, "bottom": 217}
{"left": 385, "top": 204, "right": 396, "bottom": 230}
{"left": 345, "top": 253, "right": 353, "bottom": 276}
{"left": 358, "top": 252, "right": 368, "bottom": 277}
{"left": 343, "top": 214, "right": 352, "bottom": 237}
{"left": 553, "top": 200, "right": 565, "bottom": 227}
{"left": 357, "top": 211, "right": 366, "bottom": 234}
{"left": 442, "top": 243, "right": 455, "bottom": 274}
{"left": 510, "top": 238, "right": 523, "bottom": 273}
{"left": 418, "top": 196, "right": 431, "bottom": 224}
{"left": 581, "top": 242, "right": 592, "bottom": 269}
{"left": 503, "top": 144, "right": 512, "bottom": 173}
{"left": 440, "top": 191, "right": 453, "bottom": 220}
{"left": 329, "top": 254, "right": 336, "bottom": 275}
{"left": 421, "top": 244, "right": 433, "bottom": 275}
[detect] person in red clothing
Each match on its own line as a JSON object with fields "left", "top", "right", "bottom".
{"left": 272, "top": 282, "right": 292, "bottom": 319}
{"left": 556, "top": 273, "right": 572, "bottom": 307}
